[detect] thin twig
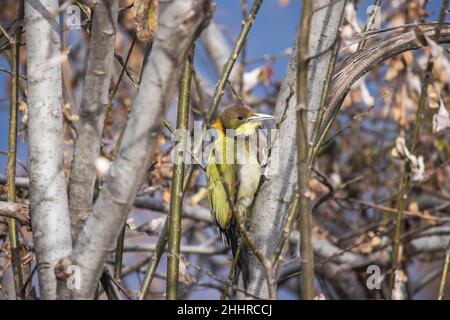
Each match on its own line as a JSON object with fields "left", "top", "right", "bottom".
{"left": 272, "top": 194, "right": 299, "bottom": 265}
{"left": 0, "top": 67, "right": 26, "bottom": 80}
{"left": 296, "top": 0, "right": 315, "bottom": 300}
{"left": 137, "top": 218, "right": 169, "bottom": 300}
{"left": 164, "top": 121, "right": 206, "bottom": 172}
{"left": 113, "top": 227, "right": 126, "bottom": 281}
{"left": 111, "top": 36, "right": 151, "bottom": 284}
{"left": 207, "top": 0, "right": 264, "bottom": 123}
{"left": 166, "top": 46, "right": 194, "bottom": 300}
{"left": 435, "top": 0, "right": 449, "bottom": 40}
{"left": 437, "top": 240, "right": 450, "bottom": 300}
{"left": 105, "top": 35, "right": 137, "bottom": 122}
{"left": 6, "top": 1, "right": 24, "bottom": 299}
{"left": 220, "top": 240, "right": 243, "bottom": 299}
{"left": 357, "top": 0, "right": 382, "bottom": 50}
{"left": 0, "top": 22, "right": 12, "bottom": 43}
{"left": 238, "top": 0, "right": 248, "bottom": 96}
{"left": 309, "top": 34, "right": 342, "bottom": 160}
{"left": 390, "top": 60, "right": 434, "bottom": 295}
{"left": 137, "top": 121, "right": 205, "bottom": 300}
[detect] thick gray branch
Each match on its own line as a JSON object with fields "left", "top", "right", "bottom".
{"left": 244, "top": 23, "right": 450, "bottom": 300}
{"left": 65, "top": 0, "right": 212, "bottom": 299}
{"left": 0, "top": 175, "right": 29, "bottom": 188}
{"left": 410, "top": 226, "right": 450, "bottom": 252}
{"left": 134, "top": 196, "right": 212, "bottom": 223}
{"left": 306, "top": 0, "right": 345, "bottom": 141}
{"left": 240, "top": 0, "right": 345, "bottom": 299}
{"left": 124, "top": 243, "right": 228, "bottom": 255}
{"left": 68, "top": 0, "right": 118, "bottom": 242}
{"left": 24, "top": 0, "right": 72, "bottom": 299}
{"left": 238, "top": 45, "right": 298, "bottom": 299}
{"left": 323, "top": 25, "right": 450, "bottom": 127}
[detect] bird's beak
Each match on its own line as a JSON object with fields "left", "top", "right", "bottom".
{"left": 247, "top": 113, "right": 273, "bottom": 122}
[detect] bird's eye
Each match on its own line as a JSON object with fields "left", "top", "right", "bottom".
{"left": 238, "top": 116, "right": 244, "bottom": 120}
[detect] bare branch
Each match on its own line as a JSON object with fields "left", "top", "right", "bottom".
{"left": 241, "top": 0, "right": 346, "bottom": 299}
{"left": 68, "top": 0, "right": 119, "bottom": 242}
{"left": 64, "top": 0, "right": 213, "bottom": 299}
{"left": 24, "top": 0, "right": 72, "bottom": 299}
{"left": 0, "top": 201, "right": 30, "bottom": 226}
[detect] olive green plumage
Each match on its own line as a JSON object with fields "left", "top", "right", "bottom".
{"left": 206, "top": 105, "right": 273, "bottom": 289}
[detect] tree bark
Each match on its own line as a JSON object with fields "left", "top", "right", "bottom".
{"left": 239, "top": 0, "right": 346, "bottom": 299}
{"left": 306, "top": 0, "right": 346, "bottom": 141}
{"left": 24, "top": 0, "right": 72, "bottom": 299}
{"left": 0, "top": 201, "right": 30, "bottom": 226}
{"left": 68, "top": 0, "right": 119, "bottom": 242}
{"left": 64, "top": 0, "right": 212, "bottom": 299}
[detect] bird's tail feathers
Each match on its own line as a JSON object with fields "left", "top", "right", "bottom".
{"left": 224, "top": 217, "right": 250, "bottom": 290}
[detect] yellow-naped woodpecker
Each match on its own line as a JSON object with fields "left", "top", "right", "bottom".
{"left": 206, "top": 105, "right": 273, "bottom": 289}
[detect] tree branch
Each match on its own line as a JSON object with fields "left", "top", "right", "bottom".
{"left": 62, "top": 0, "right": 213, "bottom": 299}
{"left": 207, "top": 0, "right": 263, "bottom": 123}
{"left": 0, "top": 201, "right": 30, "bottom": 226}
{"left": 296, "top": 0, "right": 314, "bottom": 300}
{"left": 24, "top": 0, "right": 72, "bottom": 299}
{"left": 6, "top": 0, "right": 25, "bottom": 299}
{"left": 240, "top": 0, "right": 346, "bottom": 299}
{"left": 68, "top": 0, "right": 119, "bottom": 242}
{"left": 166, "top": 45, "right": 194, "bottom": 300}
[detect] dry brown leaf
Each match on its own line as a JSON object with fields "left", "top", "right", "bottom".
{"left": 162, "top": 188, "right": 171, "bottom": 204}
{"left": 63, "top": 103, "right": 79, "bottom": 122}
{"left": 370, "top": 236, "right": 381, "bottom": 247}
{"left": 403, "top": 51, "right": 414, "bottom": 66}
{"left": 385, "top": 58, "right": 404, "bottom": 81}
{"left": 134, "top": 0, "right": 158, "bottom": 42}
{"left": 19, "top": 100, "right": 28, "bottom": 125}
{"left": 408, "top": 202, "right": 420, "bottom": 213}
{"left": 428, "top": 84, "right": 441, "bottom": 109}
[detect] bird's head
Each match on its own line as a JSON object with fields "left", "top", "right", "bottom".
{"left": 213, "top": 105, "right": 273, "bottom": 137}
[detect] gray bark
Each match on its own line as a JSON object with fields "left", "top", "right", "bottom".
{"left": 134, "top": 196, "right": 213, "bottom": 223}
{"left": 66, "top": 0, "right": 212, "bottom": 299}
{"left": 0, "top": 175, "right": 29, "bottom": 188}
{"left": 24, "top": 0, "right": 72, "bottom": 299}
{"left": 410, "top": 226, "right": 450, "bottom": 252}
{"left": 306, "top": 0, "right": 346, "bottom": 141}
{"left": 0, "top": 201, "right": 30, "bottom": 226}
{"left": 238, "top": 46, "right": 298, "bottom": 299}
{"left": 124, "top": 243, "right": 228, "bottom": 255}
{"left": 239, "top": 0, "right": 346, "bottom": 299}
{"left": 68, "top": 0, "right": 118, "bottom": 242}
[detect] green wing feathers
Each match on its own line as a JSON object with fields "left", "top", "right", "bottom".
{"left": 206, "top": 135, "right": 251, "bottom": 289}
{"left": 206, "top": 144, "right": 236, "bottom": 230}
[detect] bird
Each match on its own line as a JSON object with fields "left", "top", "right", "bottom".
{"left": 206, "top": 105, "right": 273, "bottom": 289}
